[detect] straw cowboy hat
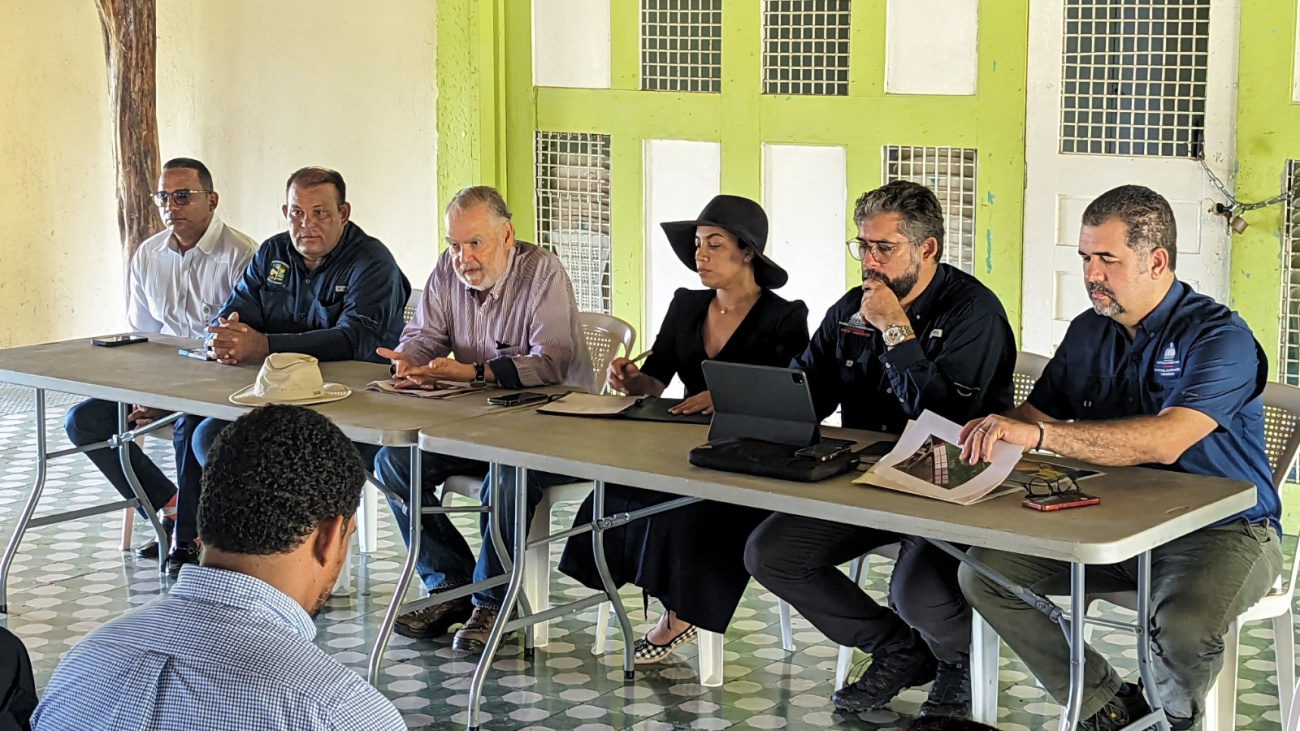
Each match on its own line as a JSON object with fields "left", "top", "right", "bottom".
{"left": 229, "top": 353, "right": 351, "bottom": 406}
{"left": 660, "top": 194, "right": 789, "bottom": 289}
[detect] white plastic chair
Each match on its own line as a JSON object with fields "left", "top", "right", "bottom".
{"left": 578, "top": 312, "right": 636, "bottom": 394}
{"left": 1285, "top": 678, "right": 1300, "bottom": 731}
{"left": 433, "top": 313, "right": 637, "bottom": 645}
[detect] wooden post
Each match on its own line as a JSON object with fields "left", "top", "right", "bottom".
{"left": 95, "top": 0, "right": 161, "bottom": 281}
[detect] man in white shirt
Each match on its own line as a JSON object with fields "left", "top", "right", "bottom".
{"left": 64, "top": 158, "right": 256, "bottom": 573}
{"left": 34, "top": 405, "right": 407, "bottom": 731}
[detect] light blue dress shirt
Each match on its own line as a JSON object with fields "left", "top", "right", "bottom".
{"left": 32, "top": 565, "right": 407, "bottom": 731}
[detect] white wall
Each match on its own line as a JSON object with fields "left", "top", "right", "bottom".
{"left": 156, "top": 0, "right": 439, "bottom": 282}
{"left": 0, "top": 0, "right": 124, "bottom": 347}
{"left": 885, "top": 0, "right": 979, "bottom": 95}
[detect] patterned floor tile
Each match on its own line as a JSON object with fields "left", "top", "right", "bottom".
{"left": 0, "top": 391, "right": 1295, "bottom": 730}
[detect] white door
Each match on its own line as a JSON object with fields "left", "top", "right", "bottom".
{"left": 1021, "top": 0, "right": 1239, "bottom": 355}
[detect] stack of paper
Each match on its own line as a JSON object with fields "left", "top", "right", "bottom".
{"left": 366, "top": 379, "right": 480, "bottom": 399}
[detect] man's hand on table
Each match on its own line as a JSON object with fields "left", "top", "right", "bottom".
{"left": 205, "top": 312, "right": 270, "bottom": 365}
{"left": 958, "top": 414, "right": 1039, "bottom": 465}
{"left": 377, "top": 348, "right": 477, "bottom": 388}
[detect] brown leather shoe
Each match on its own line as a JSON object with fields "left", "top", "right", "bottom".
{"left": 393, "top": 596, "right": 473, "bottom": 640}
{"left": 452, "top": 606, "right": 504, "bottom": 653}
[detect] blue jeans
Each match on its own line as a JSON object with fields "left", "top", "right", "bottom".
{"left": 63, "top": 399, "right": 203, "bottom": 532}
{"left": 191, "top": 417, "right": 380, "bottom": 542}
{"left": 373, "top": 446, "right": 574, "bottom": 608}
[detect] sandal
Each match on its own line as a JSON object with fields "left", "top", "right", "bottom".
{"left": 633, "top": 624, "right": 697, "bottom": 664}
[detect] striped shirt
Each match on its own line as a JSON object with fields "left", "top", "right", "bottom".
{"left": 32, "top": 566, "right": 406, "bottom": 731}
{"left": 398, "top": 241, "right": 594, "bottom": 391}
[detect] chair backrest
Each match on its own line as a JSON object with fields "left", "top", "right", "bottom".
{"left": 403, "top": 288, "right": 424, "bottom": 324}
{"left": 578, "top": 312, "right": 636, "bottom": 394}
{"left": 1261, "top": 381, "right": 1300, "bottom": 597}
{"left": 1013, "top": 351, "right": 1050, "bottom": 405}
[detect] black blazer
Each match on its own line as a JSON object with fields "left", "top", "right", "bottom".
{"left": 640, "top": 288, "right": 810, "bottom": 397}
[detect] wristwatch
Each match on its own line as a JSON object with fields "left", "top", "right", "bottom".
{"left": 471, "top": 362, "right": 486, "bottom": 388}
{"left": 882, "top": 324, "right": 914, "bottom": 348}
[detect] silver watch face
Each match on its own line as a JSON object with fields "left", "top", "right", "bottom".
{"left": 883, "top": 326, "right": 906, "bottom": 346}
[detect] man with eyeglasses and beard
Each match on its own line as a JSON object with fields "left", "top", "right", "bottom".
{"left": 744, "top": 180, "right": 1016, "bottom": 718}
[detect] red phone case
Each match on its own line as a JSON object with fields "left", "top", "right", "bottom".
{"left": 1022, "top": 493, "right": 1101, "bottom": 511}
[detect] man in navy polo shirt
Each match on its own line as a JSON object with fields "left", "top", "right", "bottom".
{"left": 178, "top": 167, "right": 410, "bottom": 576}
{"left": 957, "top": 185, "right": 1283, "bottom": 731}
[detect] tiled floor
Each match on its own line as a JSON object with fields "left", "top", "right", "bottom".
{"left": 0, "top": 386, "right": 1293, "bottom": 730}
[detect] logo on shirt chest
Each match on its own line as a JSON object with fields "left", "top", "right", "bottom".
{"left": 1154, "top": 341, "right": 1182, "bottom": 378}
{"left": 268, "top": 260, "right": 289, "bottom": 286}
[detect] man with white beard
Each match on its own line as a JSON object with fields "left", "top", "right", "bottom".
{"left": 374, "top": 186, "right": 592, "bottom": 652}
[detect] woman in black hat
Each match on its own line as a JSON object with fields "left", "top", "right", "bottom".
{"left": 559, "top": 195, "right": 810, "bottom": 663}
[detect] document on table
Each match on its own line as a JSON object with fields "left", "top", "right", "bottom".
{"left": 537, "top": 393, "right": 640, "bottom": 416}
{"left": 854, "top": 410, "right": 1025, "bottom": 505}
{"left": 366, "top": 378, "right": 480, "bottom": 399}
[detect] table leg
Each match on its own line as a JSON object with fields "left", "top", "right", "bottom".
{"left": 483, "top": 464, "right": 534, "bottom": 657}
{"left": 1060, "top": 562, "right": 1087, "bottom": 731}
{"left": 467, "top": 465, "right": 531, "bottom": 731}
{"left": 368, "top": 446, "right": 423, "bottom": 685}
{"left": 1135, "top": 550, "right": 1172, "bottom": 731}
{"left": 114, "top": 403, "right": 169, "bottom": 573}
{"left": 0, "top": 389, "right": 48, "bottom": 614}
{"left": 591, "top": 479, "right": 635, "bottom": 680}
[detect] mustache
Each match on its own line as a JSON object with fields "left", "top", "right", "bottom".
{"left": 862, "top": 270, "right": 891, "bottom": 285}
{"left": 1087, "top": 282, "right": 1116, "bottom": 299}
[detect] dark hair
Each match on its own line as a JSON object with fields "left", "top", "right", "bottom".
{"left": 163, "top": 157, "right": 213, "bottom": 190}
{"left": 286, "top": 166, "right": 347, "bottom": 206}
{"left": 1081, "top": 184, "right": 1177, "bottom": 270}
{"left": 906, "top": 715, "right": 1001, "bottom": 731}
{"left": 198, "top": 405, "right": 365, "bottom": 555}
{"left": 853, "top": 180, "right": 946, "bottom": 258}
{"left": 446, "top": 185, "right": 513, "bottom": 223}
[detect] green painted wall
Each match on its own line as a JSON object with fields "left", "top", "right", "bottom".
{"left": 1232, "top": 0, "right": 1300, "bottom": 377}
{"left": 446, "top": 0, "right": 1029, "bottom": 343}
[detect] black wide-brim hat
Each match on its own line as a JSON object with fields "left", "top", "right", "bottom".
{"left": 660, "top": 194, "right": 789, "bottom": 290}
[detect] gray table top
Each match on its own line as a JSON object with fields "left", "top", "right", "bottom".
{"left": 417, "top": 408, "right": 1258, "bottom": 564}
{"left": 0, "top": 335, "right": 551, "bottom": 446}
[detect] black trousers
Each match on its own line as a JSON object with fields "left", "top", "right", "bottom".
{"left": 744, "top": 513, "right": 970, "bottom": 664}
{"left": 0, "top": 627, "right": 35, "bottom": 731}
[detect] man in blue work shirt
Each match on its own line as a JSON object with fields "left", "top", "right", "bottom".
{"left": 176, "top": 167, "right": 409, "bottom": 575}
{"left": 745, "top": 181, "right": 1017, "bottom": 718}
{"left": 957, "top": 185, "right": 1283, "bottom": 731}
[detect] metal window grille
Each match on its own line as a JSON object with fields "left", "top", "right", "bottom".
{"left": 534, "top": 131, "right": 613, "bottom": 314}
{"left": 1279, "top": 161, "right": 1300, "bottom": 387}
{"left": 641, "top": 0, "right": 722, "bottom": 93}
{"left": 763, "top": 0, "right": 851, "bottom": 96}
{"left": 1060, "top": 0, "right": 1210, "bottom": 158}
{"left": 882, "top": 146, "right": 978, "bottom": 274}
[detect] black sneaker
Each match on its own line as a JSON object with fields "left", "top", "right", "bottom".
{"left": 1081, "top": 682, "right": 1153, "bottom": 731}
{"left": 831, "top": 643, "right": 938, "bottom": 712}
{"left": 166, "top": 542, "right": 200, "bottom": 578}
{"left": 918, "top": 658, "right": 972, "bottom": 718}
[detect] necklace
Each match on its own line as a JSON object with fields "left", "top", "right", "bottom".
{"left": 716, "top": 294, "right": 758, "bottom": 315}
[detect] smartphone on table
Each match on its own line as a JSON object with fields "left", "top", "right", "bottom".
{"left": 487, "top": 392, "right": 551, "bottom": 407}
{"left": 1022, "top": 492, "right": 1100, "bottom": 511}
{"left": 178, "top": 347, "right": 215, "bottom": 361}
{"left": 91, "top": 335, "right": 148, "bottom": 347}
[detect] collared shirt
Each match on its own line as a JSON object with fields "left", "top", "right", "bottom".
{"left": 127, "top": 218, "right": 257, "bottom": 338}
{"left": 216, "top": 222, "right": 410, "bottom": 363}
{"left": 397, "top": 241, "right": 594, "bottom": 390}
{"left": 795, "top": 263, "right": 1017, "bottom": 432}
{"left": 1029, "top": 279, "right": 1279, "bottom": 532}
{"left": 32, "top": 565, "right": 406, "bottom": 731}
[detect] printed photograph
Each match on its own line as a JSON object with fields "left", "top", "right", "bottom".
{"left": 896, "top": 436, "right": 989, "bottom": 490}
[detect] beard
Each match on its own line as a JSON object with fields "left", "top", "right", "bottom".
{"left": 1088, "top": 282, "right": 1125, "bottom": 317}
{"left": 454, "top": 264, "right": 495, "bottom": 291}
{"left": 862, "top": 261, "right": 921, "bottom": 301}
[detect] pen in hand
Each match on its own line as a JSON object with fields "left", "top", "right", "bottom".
{"left": 622, "top": 350, "right": 653, "bottom": 372}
